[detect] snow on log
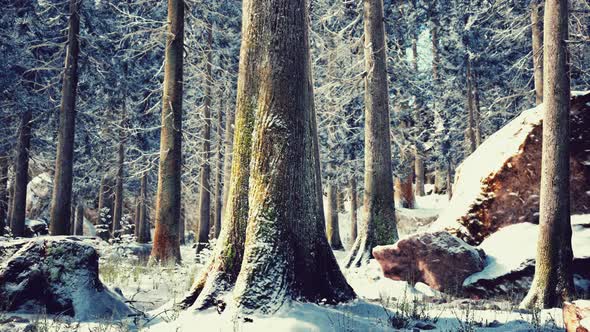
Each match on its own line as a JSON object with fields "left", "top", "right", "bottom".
{"left": 564, "top": 300, "right": 590, "bottom": 332}
{"left": 431, "top": 92, "right": 590, "bottom": 244}
{"left": 0, "top": 237, "right": 133, "bottom": 320}
{"left": 373, "top": 231, "right": 486, "bottom": 292}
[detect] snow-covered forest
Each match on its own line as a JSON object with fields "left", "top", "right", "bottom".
{"left": 0, "top": 0, "right": 589, "bottom": 330}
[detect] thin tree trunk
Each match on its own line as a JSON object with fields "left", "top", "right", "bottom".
{"left": 346, "top": 0, "right": 398, "bottom": 268}
{"left": 179, "top": 204, "right": 185, "bottom": 245}
{"left": 150, "top": 0, "right": 184, "bottom": 264}
{"left": 134, "top": 196, "right": 140, "bottom": 238}
{"left": 520, "top": 0, "right": 574, "bottom": 309}
{"left": 10, "top": 110, "right": 32, "bottom": 237}
{"left": 221, "top": 101, "right": 235, "bottom": 213}
{"left": 196, "top": 22, "right": 213, "bottom": 252}
{"left": 138, "top": 174, "right": 149, "bottom": 244}
{"left": 326, "top": 184, "right": 343, "bottom": 250}
{"left": 465, "top": 56, "right": 477, "bottom": 155}
{"left": 7, "top": 181, "right": 14, "bottom": 229}
{"left": 112, "top": 107, "right": 126, "bottom": 238}
{"left": 0, "top": 158, "right": 8, "bottom": 236}
{"left": 349, "top": 177, "right": 357, "bottom": 244}
{"left": 49, "top": 0, "right": 80, "bottom": 235}
{"left": 74, "top": 203, "right": 83, "bottom": 235}
{"left": 182, "top": 0, "right": 354, "bottom": 312}
{"left": 531, "top": 1, "right": 544, "bottom": 105}
{"left": 212, "top": 96, "right": 224, "bottom": 238}
{"left": 446, "top": 159, "right": 453, "bottom": 200}
{"left": 97, "top": 174, "right": 114, "bottom": 240}
{"left": 472, "top": 70, "right": 482, "bottom": 146}
{"left": 415, "top": 152, "right": 425, "bottom": 196}
{"left": 395, "top": 174, "right": 415, "bottom": 208}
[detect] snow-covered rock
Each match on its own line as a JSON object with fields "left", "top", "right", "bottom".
{"left": 0, "top": 237, "right": 133, "bottom": 320}
{"left": 564, "top": 300, "right": 590, "bottom": 332}
{"left": 463, "top": 217, "right": 590, "bottom": 299}
{"left": 396, "top": 208, "right": 440, "bottom": 236}
{"left": 431, "top": 92, "right": 590, "bottom": 244}
{"left": 372, "top": 231, "right": 486, "bottom": 292}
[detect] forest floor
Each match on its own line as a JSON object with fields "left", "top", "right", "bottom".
{"left": 0, "top": 192, "right": 572, "bottom": 331}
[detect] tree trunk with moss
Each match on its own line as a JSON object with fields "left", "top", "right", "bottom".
{"left": 326, "top": 184, "right": 343, "bottom": 250}
{"left": 520, "top": 0, "right": 574, "bottom": 309}
{"left": 345, "top": 0, "right": 398, "bottom": 268}
{"left": 181, "top": 0, "right": 355, "bottom": 312}
{"left": 150, "top": 0, "right": 183, "bottom": 264}
{"left": 49, "top": 0, "right": 80, "bottom": 236}
{"left": 196, "top": 22, "right": 213, "bottom": 252}
{"left": 10, "top": 110, "right": 32, "bottom": 237}
{"left": 531, "top": 1, "right": 543, "bottom": 105}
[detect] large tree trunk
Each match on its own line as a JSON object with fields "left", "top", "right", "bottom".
{"left": 137, "top": 174, "right": 150, "bottom": 244}
{"left": 97, "top": 174, "right": 114, "bottom": 240}
{"left": 196, "top": 22, "right": 213, "bottom": 252}
{"left": 0, "top": 158, "right": 8, "bottom": 236}
{"left": 74, "top": 203, "right": 84, "bottom": 235}
{"left": 349, "top": 177, "right": 357, "bottom": 244}
{"left": 531, "top": 1, "right": 544, "bottom": 105}
{"left": 326, "top": 184, "right": 343, "bottom": 250}
{"left": 520, "top": 0, "right": 574, "bottom": 309}
{"left": 213, "top": 99, "right": 224, "bottom": 239}
{"left": 346, "top": 0, "right": 398, "bottom": 268}
{"left": 181, "top": 0, "right": 355, "bottom": 312}
{"left": 150, "top": 0, "right": 184, "bottom": 264}
{"left": 10, "top": 110, "right": 32, "bottom": 237}
{"left": 231, "top": 0, "right": 354, "bottom": 312}
{"left": 112, "top": 108, "right": 126, "bottom": 238}
{"left": 49, "top": 0, "right": 80, "bottom": 235}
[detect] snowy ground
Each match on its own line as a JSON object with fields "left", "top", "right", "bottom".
{"left": 0, "top": 193, "right": 578, "bottom": 331}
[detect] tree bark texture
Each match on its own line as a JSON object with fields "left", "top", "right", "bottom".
{"left": 345, "top": 0, "right": 398, "bottom": 268}
{"left": 49, "top": 0, "right": 80, "bottom": 235}
{"left": 150, "top": 0, "right": 184, "bottom": 264}
{"left": 182, "top": 0, "right": 355, "bottom": 313}
{"left": 196, "top": 22, "right": 213, "bottom": 252}
{"left": 213, "top": 98, "right": 224, "bottom": 239}
{"left": 10, "top": 110, "right": 32, "bottom": 237}
{"left": 521, "top": 0, "right": 574, "bottom": 309}
{"left": 531, "top": 1, "right": 544, "bottom": 105}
